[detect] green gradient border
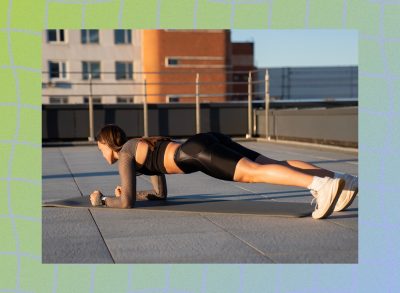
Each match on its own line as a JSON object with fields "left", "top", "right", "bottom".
{"left": 1, "top": 0, "right": 399, "bottom": 292}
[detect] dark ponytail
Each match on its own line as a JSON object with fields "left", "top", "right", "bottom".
{"left": 95, "top": 124, "right": 127, "bottom": 152}
{"left": 139, "top": 136, "right": 171, "bottom": 151}
{"left": 96, "top": 124, "right": 171, "bottom": 152}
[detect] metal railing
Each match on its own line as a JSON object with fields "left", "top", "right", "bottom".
{"left": 42, "top": 68, "right": 357, "bottom": 141}
{"left": 42, "top": 68, "right": 271, "bottom": 141}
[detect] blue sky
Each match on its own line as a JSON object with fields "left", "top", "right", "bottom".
{"left": 231, "top": 30, "right": 358, "bottom": 68}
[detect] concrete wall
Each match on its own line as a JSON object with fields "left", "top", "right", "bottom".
{"left": 256, "top": 107, "right": 358, "bottom": 147}
{"left": 43, "top": 104, "right": 358, "bottom": 147}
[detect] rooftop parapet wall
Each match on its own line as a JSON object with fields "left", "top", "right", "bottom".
{"left": 42, "top": 103, "right": 357, "bottom": 147}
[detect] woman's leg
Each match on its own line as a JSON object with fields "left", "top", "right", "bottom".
{"left": 177, "top": 132, "right": 321, "bottom": 188}
{"left": 254, "top": 155, "right": 335, "bottom": 178}
{"left": 208, "top": 132, "right": 261, "bottom": 161}
{"left": 176, "top": 135, "right": 345, "bottom": 219}
{"left": 233, "top": 157, "right": 314, "bottom": 188}
{"left": 232, "top": 157, "right": 346, "bottom": 219}
{"left": 251, "top": 154, "right": 357, "bottom": 213}
{"left": 207, "top": 132, "right": 335, "bottom": 178}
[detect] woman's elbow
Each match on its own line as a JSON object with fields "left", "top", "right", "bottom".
{"left": 120, "top": 200, "right": 134, "bottom": 209}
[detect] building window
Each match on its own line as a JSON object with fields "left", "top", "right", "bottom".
{"left": 233, "top": 74, "right": 248, "bottom": 81}
{"left": 47, "top": 29, "right": 65, "bottom": 43}
{"left": 166, "top": 58, "right": 179, "bottom": 66}
{"left": 166, "top": 95, "right": 180, "bottom": 103}
{"left": 81, "top": 30, "right": 99, "bottom": 44}
{"left": 83, "top": 96, "right": 102, "bottom": 104}
{"left": 114, "top": 30, "right": 131, "bottom": 44}
{"left": 49, "top": 96, "right": 68, "bottom": 104}
{"left": 115, "top": 62, "right": 133, "bottom": 80}
{"left": 48, "top": 61, "right": 67, "bottom": 79}
{"left": 116, "top": 96, "right": 134, "bottom": 103}
{"left": 82, "top": 61, "right": 101, "bottom": 80}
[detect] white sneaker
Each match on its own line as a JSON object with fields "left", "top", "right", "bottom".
{"left": 333, "top": 174, "right": 358, "bottom": 212}
{"left": 311, "top": 177, "right": 345, "bottom": 219}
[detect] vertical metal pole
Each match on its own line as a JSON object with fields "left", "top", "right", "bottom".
{"left": 88, "top": 73, "right": 94, "bottom": 142}
{"left": 253, "top": 109, "right": 257, "bottom": 135}
{"left": 195, "top": 73, "right": 200, "bottom": 134}
{"left": 265, "top": 69, "right": 270, "bottom": 140}
{"left": 143, "top": 78, "right": 149, "bottom": 137}
{"left": 246, "top": 71, "right": 252, "bottom": 138}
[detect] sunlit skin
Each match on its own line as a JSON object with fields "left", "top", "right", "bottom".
{"left": 91, "top": 138, "right": 338, "bottom": 206}
{"left": 95, "top": 140, "right": 326, "bottom": 189}
{"left": 89, "top": 142, "right": 120, "bottom": 204}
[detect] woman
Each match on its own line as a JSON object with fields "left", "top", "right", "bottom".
{"left": 90, "top": 124, "right": 358, "bottom": 219}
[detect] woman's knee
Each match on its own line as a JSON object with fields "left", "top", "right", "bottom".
{"left": 233, "top": 158, "right": 261, "bottom": 182}
{"left": 254, "top": 155, "right": 281, "bottom": 165}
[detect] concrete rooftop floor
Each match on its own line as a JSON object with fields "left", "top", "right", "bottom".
{"left": 42, "top": 140, "right": 358, "bottom": 264}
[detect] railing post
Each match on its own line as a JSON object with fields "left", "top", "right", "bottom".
{"left": 196, "top": 73, "right": 200, "bottom": 134}
{"left": 88, "top": 73, "right": 95, "bottom": 142}
{"left": 246, "top": 71, "right": 252, "bottom": 139}
{"left": 265, "top": 69, "right": 270, "bottom": 140}
{"left": 143, "top": 78, "right": 149, "bottom": 137}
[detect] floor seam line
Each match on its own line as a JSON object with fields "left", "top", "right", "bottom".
{"left": 59, "top": 148, "right": 116, "bottom": 263}
{"left": 59, "top": 148, "right": 84, "bottom": 197}
{"left": 326, "top": 218, "right": 358, "bottom": 232}
{"left": 201, "top": 214, "right": 276, "bottom": 263}
{"left": 88, "top": 209, "right": 116, "bottom": 264}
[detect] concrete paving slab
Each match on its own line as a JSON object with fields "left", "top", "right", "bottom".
{"left": 91, "top": 209, "right": 272, "bottom": 263}
{"left": 327, "top": 205, "right": 359, "bottom": 231}
{"left": 202, "top": 214, "right": 357, "bottom": 263}
{"left": 42, "top": 148, "right": 83, "bottom": 201}
{"left": 104, "top": 233, "right": 271, "bottom": 263}
{"left": 42, "top": 150, "right": 70, "bottom": 176}
{"left": 260, "top": 250, "right": 357, "bottom": 263}
{"left": 42, "top": 208, "right": 113, "bottom": 263}
{"left": 42, "top": 178, "right": 82, "bottom": 201}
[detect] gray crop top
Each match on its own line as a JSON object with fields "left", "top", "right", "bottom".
{"left": 103, "top": 138, "right": 168, "bottom": 208}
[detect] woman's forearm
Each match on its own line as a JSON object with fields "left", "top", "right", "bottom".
{"left": 150, "top": 175, "right": 168, "bottom": 197}
{"left": 110, "top": 151, "right": 137, "bottom": 208}
{"left": 104, "top": 194, "right": 134, "bottom": 208}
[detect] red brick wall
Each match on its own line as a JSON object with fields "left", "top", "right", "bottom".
{"left": 142, "top": 30, "right": 230, "bottom": 103}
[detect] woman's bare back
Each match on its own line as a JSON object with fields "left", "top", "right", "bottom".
{"left": 135, "top": 140, "right": 184, "bottom": 174}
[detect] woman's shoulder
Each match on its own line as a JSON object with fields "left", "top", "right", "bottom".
{"left": 120, "top": 138, "right": 139, "bottom": 155}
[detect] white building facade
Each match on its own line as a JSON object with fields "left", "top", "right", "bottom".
{"left": 42, "top": 29, "right": 144, "bottom": 104}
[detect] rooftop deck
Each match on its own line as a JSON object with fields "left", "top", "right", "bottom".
{"left": 42, "top": 140, "right": 358, "bottom": 263}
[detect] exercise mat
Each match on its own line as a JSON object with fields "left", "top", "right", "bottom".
{"left": 43, "top": 196, "right": 313, "bottom": 217}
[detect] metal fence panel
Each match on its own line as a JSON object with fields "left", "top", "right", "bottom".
{"left": 42, "top": 104, "right": 358, "bottom": 147}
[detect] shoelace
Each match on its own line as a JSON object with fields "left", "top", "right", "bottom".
{"left": 310, "top": 197, "right": 318, "bottom": 209}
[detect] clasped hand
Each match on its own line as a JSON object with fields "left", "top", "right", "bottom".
{"left": 114, "top": 185, "right": 122, "bottom": 197}
{"left": 90, "top": 186, "right": 122, "bottom": 206}
{"left": 90, "top": 190, "right": 103, "bottom": 206}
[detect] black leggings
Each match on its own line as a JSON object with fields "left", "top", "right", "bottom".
{"left": 174, "top": 132, "right": 261, "bottom": 181}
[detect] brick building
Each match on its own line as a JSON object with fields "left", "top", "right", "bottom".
{"left": 142, "top": 30, "right": 231, "bottom": 103}
{"left": 42, "top": 30, "right": 255, "bottom": 104}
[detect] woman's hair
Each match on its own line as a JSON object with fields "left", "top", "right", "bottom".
{"left": 95, "top": 124, "right": 127, "bottom": 152}
{"left": 96, "top": 124, "right": 171, "bottom": 152}
{"left": 139, "top": 136, "right": 171, "bottom": 151}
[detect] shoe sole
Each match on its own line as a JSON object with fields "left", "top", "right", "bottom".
{"left": 334, "top": 187, "right": 358, "bottom": 212}
{"left": 312, "top": 179, "right": 345, "bottom": 219}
